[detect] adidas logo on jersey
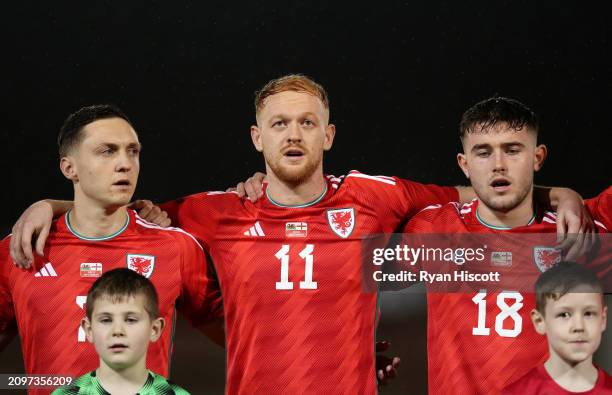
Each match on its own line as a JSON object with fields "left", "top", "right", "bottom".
{"left": 243, "top": 222, "right": 266, "bottom": 237}
{"left": 34, "top": 262, "right": 58, "bottom": 277}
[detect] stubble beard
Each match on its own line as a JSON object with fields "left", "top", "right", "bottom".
{"left": 479, "top": 182, "right": 532, "bottom": 213}
{"left": 266, "top": 151, "right": 322, "bottom": 186}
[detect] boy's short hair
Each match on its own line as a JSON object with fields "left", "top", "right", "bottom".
{"left": 85, "top": 268, "right": 159, "bottom": 320}
{"left": 254, "top": 74, "right": 329, "bottom": 117}
{"left": 535, "top": 261, "right": 603, "bottom": 314}
{"left": 58, "top": 104, "right": 132, "bottom": 158}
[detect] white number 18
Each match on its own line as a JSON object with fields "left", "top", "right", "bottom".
{"left": 472, "top": 290, "right": 523, "bottom": 338}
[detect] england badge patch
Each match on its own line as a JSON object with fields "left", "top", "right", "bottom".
{"left": 533, "top": 247, "right": 562, "bottom": 272}
{"left": 80, "top": 262, "right": 102, "bottom": 278}
{"left": 286, "top": 222, "right": 308, "bottom": 238}
{"left": 127, "top": 254, "right": 155, "bottom": 278}
{"left": 326, "top": 208, "right": 355, "bottom": 239}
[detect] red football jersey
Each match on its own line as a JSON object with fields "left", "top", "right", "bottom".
{"left": 0, "top": 210, "right": 220, "bottom": 395}
{"left": 162, "top": 171, "right": 458, "bottom": 394}
{"left": 586, "top": 185, "right": 612, "bottom": 229}
{"left": 404, "top": 190, "right": 610, "bottom": 395}
{"left": 502, "top": 365, "right": 612, "bottom": 395}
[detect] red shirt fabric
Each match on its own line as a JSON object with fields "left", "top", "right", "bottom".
{"left": 162, "top": 171, "right": 458, "bottom": 394}
{"left": 0, "top": 210, "right": 221, "bottom": 395}
{"left": 403, "top": 188, "right": 610, "bottom": 395}
{"left": 503, "top": 365, "right": 612, "bottom": 395}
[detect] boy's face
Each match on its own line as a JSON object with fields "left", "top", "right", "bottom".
{"left": 82, "top": 294, "right": 164, "bottom": 370}
{"left": 532, "top": 292, "right": 607, "bottom": 365}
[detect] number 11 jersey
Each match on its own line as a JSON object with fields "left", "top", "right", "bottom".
{"left": 163, "top": 171, "right": 458, "bottom": 394}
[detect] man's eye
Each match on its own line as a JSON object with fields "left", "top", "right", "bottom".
{"left": 303, "top": 119, "right": 314, "bottom": 126}
{"left": 507, "top": 148, "right": 520, "bottom": 154}
{"left": 273, "top": 121, "right": 285, "bottom": 127}
{"left": 476, "top": 151, "right": 489, "bottom": 158}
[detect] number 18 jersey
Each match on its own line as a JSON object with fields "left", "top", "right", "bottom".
{"left": 404, "top": 188, "right": 611, "bottom": 395}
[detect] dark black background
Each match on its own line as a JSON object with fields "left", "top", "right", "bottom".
{"left": 3, "top": 1, "right": 611, "bottom": 233}
{"left": 1, "top": 1, "right": 610, "bottom": 393}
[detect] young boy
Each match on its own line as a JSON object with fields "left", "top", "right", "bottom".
{"left": 53, "top": 269, "right": 189, "bottom": 395}
{"left": 503, "top": 261, "right": 611, "bottom": 394}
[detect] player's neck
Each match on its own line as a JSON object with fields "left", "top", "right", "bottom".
{"left": 265, "top": 169, "right": 327, "bottom": 207}
{"left": 544, "top": 353, "right": 598, "bottom": 392}
{"left": 96, "top": 358, "right": 149, "bottom": 395}
{"left": 475, "top": 193, "right": 535, "bottom": 229}
{"left": 69, "top": 199, "right": 129, "bottom": 239}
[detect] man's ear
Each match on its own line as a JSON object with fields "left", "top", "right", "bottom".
{"left": 534, "top": 144, "right": 547, "bottom": 172}
{"left": 60, "top": 156, "right": 78, "bottom": 182}
{"left": 531, "top": 308, "right": 546, "bottom": 335}
{"left": 149, "top": 317, "right": 165, "bottom": 342}
{"left": 250, "top": 126, "right": 263, "bottom": 152}
{"left": 323, "top": 124, "right": 336, "bottom": 151}
{"left": 457, "top": 153, "right": 469, "bottom": 179}
{"left": 82, "top": 317, "right": 94, "bottom": 343}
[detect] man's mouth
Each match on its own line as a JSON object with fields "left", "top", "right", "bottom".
{"left": 109, "top": 344, "right": 128, "bottom": 352}
{"left": 284, "top": 149, "right": 305, "bottom": 160}
{"left": 490, "top": 178, "right": 511, "bottom": 192}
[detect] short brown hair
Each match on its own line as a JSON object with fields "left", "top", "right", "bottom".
{"left": 254, "top": 74, "right": 329, "bottom": 116}
{"left": 58, "top": 104, "right": 132, "bottom": 158}
{"left": 535, "top": 261, "right": 604, "bottom": 315}
{"left": 459, "top": 96, "right": 539, "bottom": 140}
{"left": 85, "top": 268, "right": 159, "bottom": 320}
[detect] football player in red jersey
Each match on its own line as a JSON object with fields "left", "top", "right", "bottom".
{"left": 8, "top": 77, "right": 595, "bottom": 394}
{"left": 403, "top": 96, "right": 610, "bottom": 394}
{"left": 0, "top": 105, "right": 222, "bottom": 394}
{"left": 150, "top": 78, "right": 595, "bottom": 394}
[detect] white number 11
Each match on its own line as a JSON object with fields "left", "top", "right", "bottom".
{"left": 275, "top": 244, "right": 317, "bottom": 290}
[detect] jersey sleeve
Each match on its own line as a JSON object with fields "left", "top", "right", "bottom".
{"left": 160, "top": 193, "right": 221, "bottom": 249}
{"left": 0, "top": 237, "right": 16, "bottom": 333}
{"left": 394, "top": 178, "right": 459, "bottom": 219}
{"left": 402, "top": 205, "right": 442, "bottom": 234}
{"left": 584, "top": 186, "right": 612, "bottom": 230}
{"left": 174, "top": 231, "right": 223, "bottom": 327}
{"left": 344, "top": 171, "right": 458, "bottom": 232}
